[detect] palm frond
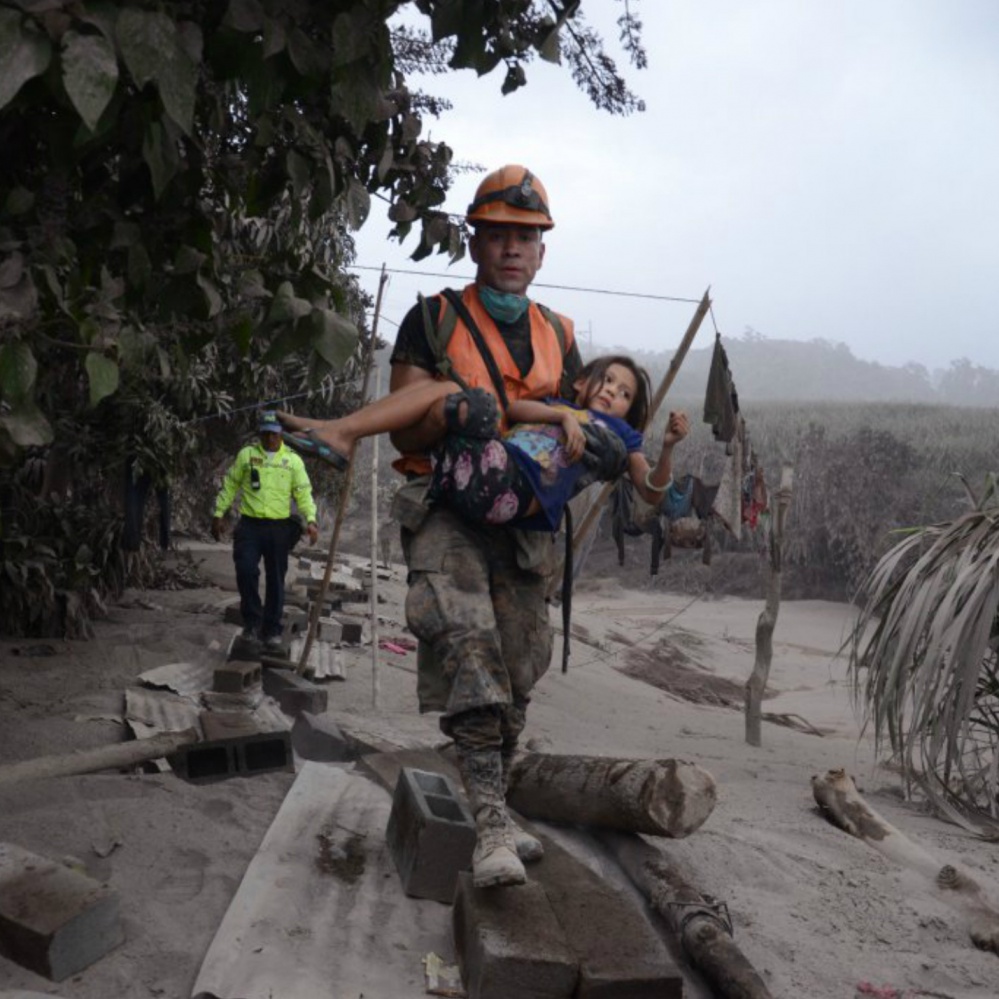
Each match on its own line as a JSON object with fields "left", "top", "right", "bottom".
{"left": 850, "top": 493, "right": 999, "bottom": 836}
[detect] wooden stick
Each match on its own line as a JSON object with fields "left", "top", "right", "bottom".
{"left": 0, "top": 728, "right": 200, "bottom": 785}
{"left": 598, "top": 830, "right": 774, "bottom": 999}
{"left": 569, "top": 288, "right": 712, "bottom": 561}
{"left": 297, "top": 267, "right": 389, "bottom": 675}
{"left": 369, "top": 362, "right": 382, "bottom": 708}
{"left": 745, "top": 463, "right": 793, "bottom": 746}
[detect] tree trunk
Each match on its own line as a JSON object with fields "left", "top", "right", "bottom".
{"left": 0, "top": 728, "right": 199, "bottom": 785}
{"left": 598, "top": 830, "right": 774, "bottom": 999}
{"left": 745, "top": 464, "right": 793, "bottom": 746}
{"left": 507, "top": 753, "right": 716, "bottom": 838}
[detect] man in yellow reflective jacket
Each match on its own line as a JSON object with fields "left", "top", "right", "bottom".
{"left": 212, "top": 410, "right": 319, "bottom": 649}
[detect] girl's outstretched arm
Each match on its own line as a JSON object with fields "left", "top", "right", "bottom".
{"left": 629, "top": 410, "right": 690, "bottom": 505}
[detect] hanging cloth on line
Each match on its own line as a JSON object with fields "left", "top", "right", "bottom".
{"left": 703, "top": 334, "right": 740, "bottom": 443}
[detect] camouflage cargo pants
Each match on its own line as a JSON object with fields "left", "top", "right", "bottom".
{"left": 401, "top": 506, "right": 554, "bottom": 752}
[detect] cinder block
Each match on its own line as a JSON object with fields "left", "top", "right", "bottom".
{"left": 453, "top": 873, "right": 578, "bottom": 999}
{"left": 336, "top": 618, "right": 365, "bottom": 644}
{"left": 262, "top": 667, "right": 329, "bottom": 716}
{"left": 531, "top": 833, "right": 682, "bottom": 998}
{"left": 340, "top": 590, "right": 371, "bottom": 604}
{"left": 282, "top": 606, "right": 307, "bottom": 637}
{"left": 228, "top": 632, "right": 261, "bottom": 662}
{"left": 291, "top": 711, "right": 353, "bottom": 762}
{"left": 0, "top": 842, "right": 124, "bottom": 981}
{"left": 168, "top": 711, "right": 293, "bottom": 782}
{"left": 317, "top": 616, "right": 343, "bottom": 643}
{"left": 213, "top": 659, "right": 261, "bottom": 693}
{"left": 386, "top": 768, "right": 475, "bottom": 903}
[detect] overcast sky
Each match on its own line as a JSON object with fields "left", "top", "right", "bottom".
{"left": 352, "top": 1, "right": 999, "bottom": 374}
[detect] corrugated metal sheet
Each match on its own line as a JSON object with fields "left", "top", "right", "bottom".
{"left": 138, "top": 660, "right": 214, "bottom": 697}
{"left": 289, "top": 637, "right": 344, "bottom": 682}
{"left": 125, "top": 686, "right": 202, "bottom": 740}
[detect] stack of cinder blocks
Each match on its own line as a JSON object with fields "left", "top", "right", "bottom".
{"left": 384, "top": 764, "right": 683, "bottom": 999}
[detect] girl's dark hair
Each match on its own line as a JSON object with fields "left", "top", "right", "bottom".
{"left": 575, "top": 354, "right": 652, "bottom": 431}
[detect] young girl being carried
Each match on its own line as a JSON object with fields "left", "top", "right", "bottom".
{"left": 278, "top": 354, "right": 689, "bottom": 531}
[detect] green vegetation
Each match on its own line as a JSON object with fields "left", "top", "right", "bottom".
{"left": 0, "top": 1, "right": 645, "bottom": 636}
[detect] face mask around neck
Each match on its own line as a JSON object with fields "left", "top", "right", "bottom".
{"left": 479, "top": 285, "right": 530, "bottom": 324}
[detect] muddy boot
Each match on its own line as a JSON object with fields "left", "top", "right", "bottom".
{"left": 459, "top": 748, "right": 526, "bottom": 888}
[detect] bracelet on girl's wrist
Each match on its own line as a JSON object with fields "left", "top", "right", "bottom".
{"left": 644, "top": 471, "right": 671, "bottom": 493}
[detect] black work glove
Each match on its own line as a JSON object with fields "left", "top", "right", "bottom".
{"left": 443, "top": 387, "right": 499, "bottom": 439}
{"left": 575, "top": 422, "right": 629, "bottom": 491}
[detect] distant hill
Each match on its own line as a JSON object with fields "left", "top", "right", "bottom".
{"left": 597, "top": 335, "right": 999, "bottom": 407}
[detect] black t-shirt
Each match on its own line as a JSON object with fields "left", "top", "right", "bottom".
{"left": 390, "top": 292, "right": 583, "bottom": 398}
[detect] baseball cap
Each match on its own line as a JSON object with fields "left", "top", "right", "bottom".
{"left": 258, "top": 410, "right": 281, "bottom": 433}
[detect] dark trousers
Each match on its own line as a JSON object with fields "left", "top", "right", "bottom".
{"left": 233, "top": 517, "right": 293, "bottom": 639}
{"left": 123, "top": 463, "right": 171, "bottom": 552}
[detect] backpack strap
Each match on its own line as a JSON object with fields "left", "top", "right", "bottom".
{"left": 440, "top": 288, "right": 512, "bottom": 412}
{"left": 421, "top": 291, "right": 570, "bottom": 400}
{"left": 536, "top": 303, "right": 567, "bottom": 356}
{"left": 419, "top": 292, "right": 470, "bottom": 392}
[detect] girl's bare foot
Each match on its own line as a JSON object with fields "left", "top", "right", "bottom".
{"left": 277, "top": 412, "right": 354, "bottom": 471}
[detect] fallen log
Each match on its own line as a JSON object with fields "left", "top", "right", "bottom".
{"left": 507, "top": 753, "right": 716, "bottom": 837}
{"left": 812, "top": 768, "right": 999, "bottom": 954}
{"left": 0, "top": 728, "right": 200, "bottom": 785}
{"left": 597, "top": 830, "right": 773, "bottom": 999}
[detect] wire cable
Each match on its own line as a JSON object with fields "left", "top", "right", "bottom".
{"left": 349, "top": 263, "right": 703, "bottom": 305}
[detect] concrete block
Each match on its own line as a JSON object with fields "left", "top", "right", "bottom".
{"left": 530, "top": 833, "right": 682, "bottom": 998}
{"left": 228, "top": 632, "right": 261, "bottom": 662}
{"left": 317, "top": 616, "right": 343, "bottom": 643}
{"left": 169, "top": 711, "right": 293, "bottom": 782}
{"left": 0, "top": 842, "right": 124, "bottom": 981}
{"left": 453, "top": 873, "right": 578, "bottom": 999}
{"left": 386, "top": 767, "right": 475, "bottom": 903}
{"left": 213, "top": 659, "right": 261, "bottom": 693}
{"left": 223, "top": 604, "right": 243, "bottom": 626}
{"left": 282, "top": 606, "right": 307, "bottom": 637}
{"left": 262, "top": 667, "right": 328, "bottom": 716}
{"left": 306, "top": 581, "right": 360, "bottom": 600}
{"left": 335, "top": 618, "right": 365, "bottom": 644}
{"left": 262, "top": 640, "right": 293, "bottom": 661}
{"left": 291, "top": 711, "right": 353, "bottom": 762}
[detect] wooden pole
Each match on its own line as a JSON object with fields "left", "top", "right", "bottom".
{"left": 507, "top": 752, "right": 716, "bottom": 838}
{"left": 569, "top": 289, "right": 713, "bottom": 562}
{"left": 744, "top": 464, "right": 793, "bottom": 746}
{"left": 297, "top": 266, "right": 389, "bottom": 676}
{"left": 370, "top": 363, "right": 381, "bottom": 708}
{"left": 0, "top": 728, "right": 200, "bottom": 785}
{"left": 598, "top": 830, "right": 774, "bottom": 999}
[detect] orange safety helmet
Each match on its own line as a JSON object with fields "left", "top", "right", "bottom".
{"left": 465, "top": 164, "right": 554, "bottom": 230}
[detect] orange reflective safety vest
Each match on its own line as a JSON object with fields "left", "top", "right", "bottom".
{"left": 394, "top": 283, "right": 575, "bottom": 477}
